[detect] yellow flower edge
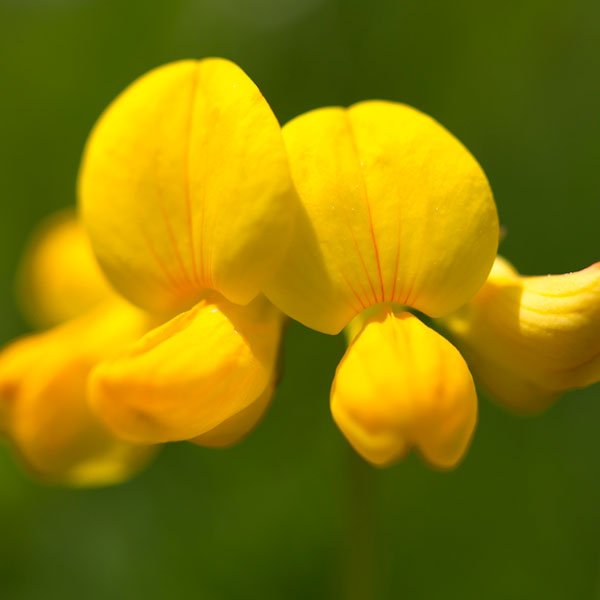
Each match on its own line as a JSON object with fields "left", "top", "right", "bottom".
{"left": 442, "top": 256, "right": 600, "bottom": 413}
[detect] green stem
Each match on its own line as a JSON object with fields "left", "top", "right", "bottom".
{"left": 343, "top": 446, "right": 379, "bottom": 600}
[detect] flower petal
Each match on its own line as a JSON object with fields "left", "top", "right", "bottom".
{"left": 332, "top": 310, "right": 477, "bottom": 468}
{"left": 79, "top": 59, "right": 297, "bottom": 315}
{"left": 442, "top": 256, "right": 600, "bottom": 413}
{"left": 0, "top": 302, "right": 155, "bottom": 486}
{"left": 265, "top": 102, "right": 498, "bottom": 334}
{"left": 90, "top": 295, "right": 284, "bottom": 444}
{"left": 17, "top": 210, "right": 112, "bottom": 328}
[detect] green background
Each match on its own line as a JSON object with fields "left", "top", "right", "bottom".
{"left": 1, "top": 0, "right": 599, "bottom": 598}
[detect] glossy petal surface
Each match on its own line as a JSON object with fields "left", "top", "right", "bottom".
{"left": 91, "top": 295, "right": 283, "bottom": 444}
{"left": 17, "top": 210, "right": 111, "bottom": 328}
{"left": 79, "top": 59, "right": 297, "bottom": 314}
{"left": 443, "top": 256, "right": 600, "bottom": 413}
{"left": 0, "top": 302, "right": 155, "bottom": 486}
{"left": 265, "top": 102, "right": 498, "bottom": 334}
{"left": 332, "top": 310, "right": 477, "bottom": 468}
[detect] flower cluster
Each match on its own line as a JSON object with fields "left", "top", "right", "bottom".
{"left": 1, "top": 58, "right": 598, "bottom": 485}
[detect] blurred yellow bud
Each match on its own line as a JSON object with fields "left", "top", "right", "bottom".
{"left": 0, "top": 302, "right": 156, "bottom": 486}
{"left": 0, "top": 212, "right": 161, "bottom": 486}
{"left": 17, "top": 209, "right": 112, "bottom": 329}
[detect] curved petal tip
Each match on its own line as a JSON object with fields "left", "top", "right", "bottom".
{"left": 332, "top": 310, "right": 477, "bottom": 469}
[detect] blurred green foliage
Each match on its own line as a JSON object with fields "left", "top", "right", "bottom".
{"left": 1, "top": 0, "right": 599, "bottom": 598}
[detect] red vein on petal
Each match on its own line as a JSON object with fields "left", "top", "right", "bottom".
{"left": 156, "top": 184, "right": 190, "bottom": 289}
{"left": 345, "top": 115, "right": 385, "bottom": 303}
{"left": 345, "top": 220, "right": 379, "bottom": 306}
{"left": 403, "top": 270, "right": 419, "bottom": 307}
{"left": 390, "top": 207, "right": 402, "bottom": 303}
{"left": 183, "top": 64, "right": 201, "bottom": 286}
{"left": 140, "top": 228, "right": 182, "bottom": 293}
{"left": 321, "top": 238, "right": 367, "bottom": 313}
{"left": 363, "top": 186, "right": 385, "bottom": 302}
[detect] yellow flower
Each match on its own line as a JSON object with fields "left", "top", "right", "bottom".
{"left": 0, "top": 211, "right": 156, "bottom": 486}
{"left": 442, "top": 256, "right": 600, "bottom": 414}
{"left": 263, "top": 100, "right": 597, "bottom": 469}
{"left": 77, "top": 58, "right": 294, "bottom": 446}
{"left": 264, "top": 101, "right": 499, "bottom": 468}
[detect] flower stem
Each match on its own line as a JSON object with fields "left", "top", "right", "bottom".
{"left": 343, "top": 446, "right": 379, "bottom": 600}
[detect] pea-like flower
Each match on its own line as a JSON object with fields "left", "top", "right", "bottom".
{"left": 442, "top": 256, "right": 600, "bottom": 414}
{"left": 0, "top": 211, "right": 156, "bottom": 485}
{"left": 264, "top": 102, "right": 600, "bottom": 468}
{"left": 1, "top": 58, "right": 296, "bottom": 485}
{"left": 5, "top": 57, "right": 597, "bottom": 483}
{"left": 78, "top": 59, "right": 296, "bottom": 446}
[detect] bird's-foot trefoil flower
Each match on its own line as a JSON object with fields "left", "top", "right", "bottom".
{"left": 264, "top": 101, "right": 500, "bottom": 468}
{"left": 0, "top": 211, "right": 157, "bottom": 486}
{"left": 264, "top": 101, "right": 600, "bottom": 468}
{"left": 441, "top": 256, "right": 600, "bottom": 414}
{"left": 77, "top": 58, "right": 296, "bottom": 446}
